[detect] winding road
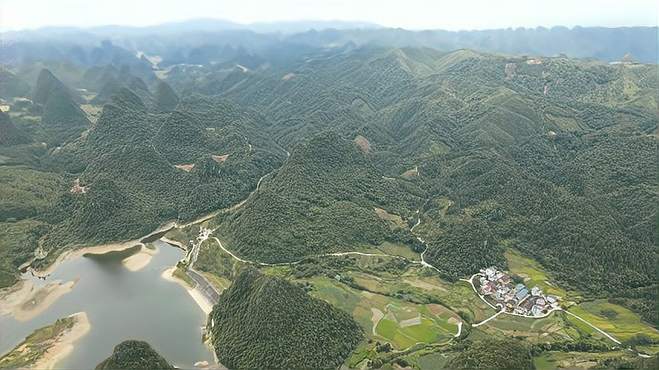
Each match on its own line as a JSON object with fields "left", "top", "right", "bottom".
{"left": 464, "top": 273, "right": 623, "bottom": 345}
{"left": 473, "top": 307, "right": 505, "bottom": 327}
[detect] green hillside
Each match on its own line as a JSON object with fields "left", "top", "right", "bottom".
{"left": 154, "top": 80, "right": 179, "bottom": 112}
{"left": 39, "top": 88, "right": 285, "bottom": 253}
{"left": 0, "top": 112, "right": 30, "bottom": 146}
{"left": 95, "top": 340, "right": 174, "bottom": 370}
{"left": 447, "top": 338, "right": 535, "bottom": 370}
{"left": 216, "top": 131, "right": 421, "bottom": 263}
{"left": 0, "top": 68, "right": 30, "bottom": 99}
{"left": 208, "top": 268, "right": 363, "bottom": 369}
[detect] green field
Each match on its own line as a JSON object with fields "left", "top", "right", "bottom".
{"left": 568, "top": 300, "right": 659, "bottom": 342}
{"left": 482, "top": 312, "right": 575, "bottom": 343}
{"left": 374, "top": 242, "right": 421, "bottom": 261}
{"left": 172, "top": 267, "right": 196, "bottom": 288}
{"left": 532, "top": 350, "right": 648, "bottom": 370}
{"left": 504, "top": 248, "right": 568, "bottom": 298}
{"left": 306, "top": 276, "right": 460, "bottom": 349}
{"left": 340, "top": 264, "right": 495, "bottom": 324}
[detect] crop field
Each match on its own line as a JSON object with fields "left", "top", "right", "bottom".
{"left": 532, "top": 350, "right": 641, "bottom": 370}
{"left": 342, "top": 265, "right": 495, "bottom": 324}
{"left": 481, "top": 312, "right": 574, "bottom": 343}
{"left": 568, "top": 300, "right": 659, "bottom": 342}
{"left": 504, "top": 248, "right": 568, "bottom": 298}
{"left": 306, "top": 276, "right": 460, "bottom": 349}
{"left": 437, "top": 282, "right": 496, "bottom": 323}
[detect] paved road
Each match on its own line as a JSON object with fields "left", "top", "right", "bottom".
{"left": 473, "top": 307, "right": 505, "bottom": 327}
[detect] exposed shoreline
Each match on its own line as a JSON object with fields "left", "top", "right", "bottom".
{"left": 161, "top": 267, "right": 213, "bottom": 315}
{"left": 160, "top": 237, "right": 186, "bottom": 250}
{"left": 29, "top": 221, "right": 177, "bottom": 278}
{"left": 33, "top": 312, "right": 91, "bottom": 370}
{"left": 121, "top": 244, "right": 158, "bottom": 272}
{"left": 0, "top": 279, "right": 77, "bottom": 322}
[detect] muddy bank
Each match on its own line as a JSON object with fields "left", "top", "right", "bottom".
{"left": 33, "top": 312, "right": 91, "bottom": 370}
{"left": 0, "top": 279, "right": 77, "bottom": 322}
{"left": 122, "top": 245, "right": 158, "bottom": 272}
{"left": 29, "top": 222, "right": 177, "bottom": 278}
{"left": 161, "top": 267, "right": 213, "bottom": 315}
{"left": 0, "top": 312, "right": 90, "bottom": 370}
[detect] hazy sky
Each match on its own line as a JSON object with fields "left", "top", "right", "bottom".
{"left": 1, "top": 0, "right": 657, "bottom": 31}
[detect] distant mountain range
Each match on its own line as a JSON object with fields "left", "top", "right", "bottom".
{"left": 1, "top": 19, "right": 656, "bottom": 63}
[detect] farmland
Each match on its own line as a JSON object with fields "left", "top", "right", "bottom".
{"left": 306, "top": 276, "right": 459, "bottom": 349}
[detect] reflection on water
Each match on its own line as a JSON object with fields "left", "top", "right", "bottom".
{"left": 0, "top": 241, "right": 214, "bottom": 369}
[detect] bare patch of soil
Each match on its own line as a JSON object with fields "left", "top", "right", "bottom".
{"left": 353, "top": 135, "right": 370, "bottom": 153}
{"left": 211, "top": 154, "right": 229, "bottom": 163}
{"left": 174, "top": 164, "right": 195, "bottom": 172}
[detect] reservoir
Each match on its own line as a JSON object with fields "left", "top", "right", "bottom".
{"left": 0, "top": 240, "right": 215, "bottom": 369}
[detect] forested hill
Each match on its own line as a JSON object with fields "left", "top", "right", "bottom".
{"left": 0, "top": 112, "right": 30, "bottom": 146}
{"left": 41, "top": 91, "right": 286, "bottom": 252}
{"left": 207, "top": 268, "right": 363, "bottom": 369}
{"left": 95, "top": 340, "right": 174, "bottom": 370}
{"left": 216, "top": 131, "right": 421, "bottom": 263}
{"left": 0, "top": 79, "right": 285, "bottom": 288}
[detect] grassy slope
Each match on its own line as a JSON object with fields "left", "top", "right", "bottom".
{"left": 0, "top": 316, "right": 75, "bottom": 368}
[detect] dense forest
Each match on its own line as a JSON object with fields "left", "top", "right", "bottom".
{"left": 207, "top": 268, "right": 363, "bottom": 369}
{"left": 447, "top": 338, "right": 535, "bottom": 370}
{"left": 95, "top": 340, "right": 174, "bottom": 370}
{"left": 216, "top": 131, "right": 420, "bottom": 263}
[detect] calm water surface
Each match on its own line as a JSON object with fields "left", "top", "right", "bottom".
{"left": 0, "top": 240, "right": 214, "bottom": 369}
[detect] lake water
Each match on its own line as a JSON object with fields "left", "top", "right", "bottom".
{"left": 0, "top": 240, "right": 215, "bottom": 369}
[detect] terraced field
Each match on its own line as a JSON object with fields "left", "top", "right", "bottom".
{"left": 479, "top": 312, "right": 574, "bottom": 343}
{"left": 307, "top": 276, "right": 460, "bottom": 349}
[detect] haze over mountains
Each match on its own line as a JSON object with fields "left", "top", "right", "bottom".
{"left": 1, "top": 19, "right": 657, "bottom": 63}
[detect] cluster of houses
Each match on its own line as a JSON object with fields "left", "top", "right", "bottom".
{"left": 477, "top": 266, "right": 559, "bottom": 317}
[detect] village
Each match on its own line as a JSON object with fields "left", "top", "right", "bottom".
{"left": 474, "top": 266, "right": 560, "bottom": 317}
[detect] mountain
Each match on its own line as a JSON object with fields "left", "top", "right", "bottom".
{"left": 40, "top": 85, "right": 89, "bottom": 128}
{"left": 153, "top": 80, "right": 179, "bottom": 112}
{"left": 40, "top": 89, "right": 285, "bottom": 253}
{"left": 32, "top": 69, "right": 73, "bottom": 105}
{"left": 91, "top": 75, "right": 154, "bottom": 107}
{"left": 194, "top": 46, "right": 657, "bottom": 324}
{"left": 0, "top": 68, "right": 30, "bottom": 99}
{"left": 95, "top": 340, "right": 174, "bottom": 370}
{"left": 0, "top": 111, "right": 30, "bottom": 145}
{"left": 2, "top": 24, "right": 657, "bottom": 65}
{"left": 33, "top": 70, "right": 90, "bottom": 145}
{"left": 216, "top": 131, "right": 421, "bottom": 263}
{"left": 287, "top": 26, "right": 659, "bottom": 63}
{"left": 208, "top": 268, "right": 363, "bottom": 369}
